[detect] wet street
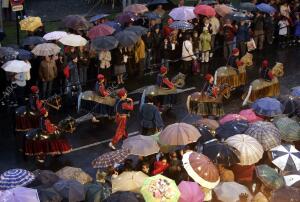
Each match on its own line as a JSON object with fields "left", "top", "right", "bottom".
{"left": 0, "top": 44, "right": 300, "bottom": 178}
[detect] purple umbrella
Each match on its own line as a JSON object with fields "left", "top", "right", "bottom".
{"left": 256, "top": 3, "right": 276, "bottom": 14}
{"left": 169, "top": 6, "right": 196, "bottom": 21}
{"left": 252, "top": 97, "right": 283, "bottom": 117}
{"left": 178, "top": 181, "right": 204, "bottom": 202}
{"left": 116, "top": 12, "right": 139, "bottom": 25}
{"left": 103, "top": 21, "right": 122, "bottom": 32}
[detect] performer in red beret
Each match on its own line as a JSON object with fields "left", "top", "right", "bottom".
{"left": 156, "top": 66, "right": 174, "bottom": 89}
{"left": 260, "top": 59, "right": 273, "bottom": 81}
{"left": 228, "top": 48, "right": 244, "bottom": 73}
{"left": 29, "top": 86, "right": 43, "bottom": 112}
{"left": 203, "top": 74, "right": 219, "bottom": 98}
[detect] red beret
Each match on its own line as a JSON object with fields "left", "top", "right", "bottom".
{"left": 97, "top": 74, "right": 105, "bottom": 80}
{"left": 160, "top": 66, "right": 167, "bottom": 74}
{"left": 205, "top": 73, "right": 213, "bottom": 81}
{"left": 232, "top": 48, "right": 239, "bottom": 55}
{"left": 117, "top": 88, "right": 127, "bottom": 98}
{"left": 262, "top": 60, "right": 269, "bottom": 68}
{"left": 40, "top": 108, "right": 48, "bottom": 116}
{"left": 31, "top": 86, "right": 39, "bottom": 93}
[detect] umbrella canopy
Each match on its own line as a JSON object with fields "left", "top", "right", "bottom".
{"left": 214, "top": 182, "right": 252, "bottom": 202}
{"left": 252, "top": 97, "right": 283, "bottom": 117}
{"left": 122, "top": 135, "right": 160, "bottom": 156}
{"left": 226, "top": 134, "right": 264, "bottom": 165}
{"left": 0, "top": 169, "right": 35, "bottom": 190}
{"left": 22, "top": 36, "right": 46, "bottom": 46}
{"left": 0, "top": 47, "right": 18, "bottom": 61}
{"left": 200, "top": 0, "right": 217, "bottom": 5}
{"left": 256, "top": 164, "right": 285, "bottom": 190}
{"left": 112, "top": 171, "right": 148, "bottom": 193}
{"left": 103, "top": 21, "right": 122, "bottom": 32}
{"left": 19, "top": 16, "right": 43, "bottom": 32}
{"left": 53, "top": 179, "right": 85, "bottom": 202}
{"left": 245, "top": 121, "right": 281, "bottom": 151}
{"left": 114, "top": 31, "right": 139, "bottom": 47}
{"left": 169, "top": 6, "right": 196, "bottom": 21}
{"left": 182, "top": 151, "right": 220, "bottom": 189}
{"left": 124, "top": 4, "right": 149, "bottom": 14}
{"left": 63, "top": 15, "right": 90, "bottom": 30}
{"left": 116, "top": 12, "right": 139, "bottom": 25}
{"left": 143, "top": 12, "right": 161, "bottom": 20}
{"left": 37, "top": 187, "right": 63, "bottom": 202}
{"left": 270, "top": 186, "right": 300, "bottom": 202}
{"left": 43, "top": 31, "right": 68, "bottom": 41}
{"left": 269, "top": 144, "right": 300, "bottom": 172}
{"left": 104, "top": 191, "right": 143, "bottom": 202}
{"left": 291, "top": 86, "right": 300, "bottom": 97}
{"left": 202, "top": 139, "right": 240, "bottom": 166}
{"left": 147, "top": 0, "right": 175, "bottom": 10}
{"left": 1, "top": 60, "right": 31, "bottom": 73}
{"left": 89, "top": 14, "right": 109, "bottom": 22}
{"left": 125, "top": 25, "right": 148, "bottom": 36}
{"left": 17, "top": 49, "right": 34, "bottom": 60}
{"left": 87, "top": 24, "right": 115, "bottom": 40}
{"left": 33, "top": 169, "right": 60, "bottom": 187}
{"left": 239, "top": 109, "right": 263, "bottom": 123}
{"left": 214, "top": 4, "right": 233, "bottom": 17}
{"left": 31, "top": 43, "right": 61, "bottom": 56}
{"left": 219, "top": 113, "right": 247, "bottom": 125}
{"left": 0, "top": 187, "right": 40, "bottom": 202}
{"left": 59, "top": 34, "right": 88, "bottom": 47}
{"left": 169, "top": 21, "right": 194, "bottom": 30}
{"left": 56, "top": 166, "right": 92, "bottom": 184}
{"left": 141, "top": 174, "right": 180, "bottom": 202}
{"left": 256, "top": 3, "right": 276, "bottom": 14}
{"left": 91, "top": 36, "right": 119, "bottom": 51}
{"left": 215, "top": 120, "right": 249, "bottom": 140}
{"left": 195, "top": 125, "right": 215, "bottom": 146}
{"left": 92, "top": 148, "right": 130, "bottom": 168}
{"left": 225, "top": 11, "right": 250, "bottom": 22}
{"left": 178, "top": 181, "right": 204, "bottom": 202}
{"left": 273, "top": 116, "right": 300, "bottom": 142}
{"left": 197, "top": 118, "right": 219, "bottom": 131}
{"left": 283, "top": 171, "right": 300, "bottom": 187}
{"left": 239, "top": 2, "right": 257, "bottom": 11}
{"left": 194, "top": 5, "right": 216, "bottom": 17}
{"left": 159, "top": 123, "right": 201, "bottom": 145}
{"left": 84, "top": 182, "right": 111, "bottom": 202}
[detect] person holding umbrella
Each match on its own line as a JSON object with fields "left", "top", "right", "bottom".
{"left": 112, "top": 46, "right": 127, "bottom": 85}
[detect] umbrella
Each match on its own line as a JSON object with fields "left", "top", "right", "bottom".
{"left": 0, "top": 47, "right": 18, "bottom": 61}
{"left": 84, "top": 183, "right": 111, "bottom": 202}
{"left": 43, "top": 31, "right": 68, "bottom": 41}
{"left": 273, "top": 116, "right": 300, "bottom": 142}
{"left": 1, "top": 60, "right": 31, "bottom": 73}
{"left": 226, "top": 134, "right": 264, "bottom": 165}
{"left": 245, "top": 121, "right": 281, "bottom": 151}
{"left": 63, "top": 15, "right": 90, "bottom": 30}
{"left": 125, "top": 25, "right": 148, "bottom": 36}
{"left": 169, "top": 6, "right": 196, "bottom": 21}
{"left": 114, "top": 31, "right": 139, "bottom": 47}
{"left": 283, "top": 171, "right": 300, "bottom": 187}
{"left": 89, "top": 14, "right": 109, "bottom": 22}
{"left": 116, "top": 12, "right": 139, "bottom": 25}
{"left": 182, "top": 151, "right": 220, "bottom": 189}
{"left": 22, "top": 36, "right": 46, "bottom": 46}
{"left": 91, "top": 36, "right": 119, "bottom": 51}
{"left": 239, "top": 109, "right": 263, "bottom": 123}
{"left": 112, "top": 171, "right": 148, "bottom": 193}
{"left": 33, "top": 169, "right": 60, "bottom": 187}
{"left": 270, "top": 187, "right": 300, "bottom": 202}
{"left": 169, "top": 21, "right": 194, "bottom": 30}
{"left": 200, "top": 0, "right": 217, "bottom": 5}
{"left": 214, "top": 182, "right": 252, "bottom": 202}
{"left": 225, "top": 11, "right": 250, "bottom": 22}
{"left": 256, "top": 164, "right": 285, "bottom": 190}
{"left": 122, "top": 135, "right": 160, "bottom": 156}
{"left": 277, "top": 95, "right": 300, "bottom": 116}
{"left": 87, "top": 24, "right": 115, "bottom": 40}
{"left": 194, "top": 5, "right": 216, "bottom": 17}
{"left": 252, "top": 97, "right": 283, "bottom": 117}
{"left": 104, "top": 191, "right": 144, "bottom": 202}
{"left": 239, "top": 2, "right": 257, "bottom": 12}
{"left": 56, "top": 166, "right": 92, "bottom": 184}
{"left": 269, "top": 144, "right": 300, "bottom": 172}
{"left": 215, "top": 120, "right": 249, "bottom": 140}
{"left": 17, "top": 49, "right": 34, "bottom": 60}
{"left": 92, "top": 148, "right": 130, "bottom": 168}
{"left": 31, "top": 43, "right": 61, "bottom": 56}
{"left": 141, "top": 174, "right": 180, "bottom": 202}
{"left": 147, "top": 0, "right": 175, "bottom": 10}
{"left": 59, "top": 34, "right": 88, "bottom": 47}
{"left": 256, "top": 3, "right": 276, "bottom": 14}
{"left": 195, "top": 125, "right": 215, "bottom": 145}
{"left": 103, "top": 21, "right": 122, "bottom": 32}
{"left": 202, "top": 139, "right": 240, "bottom": 166}
{"left": 0, "top": 168, "right": 35, "bottom": 190}
{"left": 178, "top": 181, "right": 204, "bottom": 202}
{"left": 214, "top": 4, "right": 233, "bottom": 17}
{"left": 53, "top": 179, "right": 85, "bottom": 202}
{"left": 19, "top": 16, "right": 43, "bottom": 32}
{"left": 219, "top": 113, "right": 247, "bottom": 125}
{"left": 197, "top": 118, "right": 219, "bottom": 131}
{"left": 143, "top": 12, "right": 161, "bottom": 20}
{"left": 291, "top": 86, "right": 300, "bottom": 97}
{"left": 124, "top": 4, "right": 149, "bottom": 14}
{"left": 0, "top": 187, "right": 40, "bottom": 202}
{"left": 37, "top": 187, "right": 63, "bottom": 202}
{"left": 159, "top": 122, "right": 201, "bottom": 145}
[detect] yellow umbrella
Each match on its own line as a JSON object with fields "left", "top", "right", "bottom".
{"left": 112, "top": 171, "right": 148, "bottom": 193}
{"left": 19, "top": 16, "right": 43, "bottom": 32}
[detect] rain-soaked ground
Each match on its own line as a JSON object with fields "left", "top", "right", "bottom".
{"left": 0, "top": 44, "right": 300, "bottom": 178}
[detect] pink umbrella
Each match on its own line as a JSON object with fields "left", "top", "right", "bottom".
{"left": 214, "top": 4, "right": 233, "bottom": 17}
{"left": 194, "top": 5, "right": 216, "bottom": 17}
{"left": 87, "top": 24, "right": 115, "bottom": 40}
{"left": 123, "top": 4, "right": 149, "bottom": 14}
{"left": 219, "top": 113, "right": 247, "bottom": 125}
{"left": 178, "top": 181, "right": 204, "bottom": 202}
{"left": 239, "top": 109, "right": 263, "bottom": 123}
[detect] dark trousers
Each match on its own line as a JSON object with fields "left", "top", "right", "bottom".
{"left": 181, "top": 60, "right": 192, "bottom": 74}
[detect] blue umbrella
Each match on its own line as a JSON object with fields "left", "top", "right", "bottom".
{"left": 216, "top": 120, "right": 249, "bottom": 140}
{"left": 200, "top": 0, "right": 217, "bottom": 5}
{"left": 0, "top": 169, "right": 35, "bottom": 190}
{"left": 91, "top": 36, "right": 119, "bottom": 51}
{"left": 143, "top": 12, "right": 161, "bottom": 20}
{"left": 252, "top": 97, "right": 283, "bottom": 117}
{"left": 89, "top": 14, "right": 109, "bottom": 23}
{"left": 225, "top": 11, "right": 250, "bottom": 22}
{"left": 239, "top": 2, "right": 257, "bottom": 12}
{"left": 17, "top": 49, "right": 34, "bottom": 60}
{"left": 291, "top": 86, "right": 300, "bottom": 97}
{"left": 256, "top": 3, "right": 276, "bottom": 14}
{"left": 22, "top": 36, "right": 46, "bottom": 47}
{"left": 125, "top": 25, "right": 148, "bottom": 36}
{"left": 114, "top": 31, "right": 139, "bottom": 47}
{"left": 0, "top": 47, "right": 18, "bottom": 62}
{"left": 103, "top": 21, "right": 122, "bottom": 32}
{"left": 169, "top": 21, "right": 194, "bottom": 30}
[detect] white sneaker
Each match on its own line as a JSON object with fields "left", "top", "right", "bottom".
{"left": 92, "top": 116, "right": 100, "bottom": 123}
{"left": 209, "top": 53, "right": 213, "bottom": 58}
{"left": 109, "top": 142, "right": 116, "bottom": 150}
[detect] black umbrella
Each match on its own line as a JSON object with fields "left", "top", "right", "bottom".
{"left": 104, "top": 191, "right": 144, "bottom": 202}
{"left": 270, "top": 187, "right": 300, "bottom": 202}
{"left": 17, "top": 49, "right": 34, "bottom": 60}
{"left": 114, "top": 31, "right": 139, "bottom": 47}
{"left": 22, "top": 36, "right": 46, "bottom": 47}
{"left": 239, "top": 2, "right": 257, "bottom": 12}
{"left": 63, "top": 15, "right": 90, "bottom": 30}
{"left": 216, "top": 120, "right": 249, "bottom": 140}
{"left": 278, "top": 95, "right": 300, "bottom": 117}
{"left": 125, "top": 26, "right": 148, "bottom": 36}
{"left": 0, "top": 47, "right": 18, "bottom": 62}
{"left": 91, "top": 36, "right": 119, "bottom": 51}
{"left": 143, "top": 12, "right": 161, "bottom": 20}
{"left": 225, "top": 11, "right": 250, "bottom": 22}
{"left": 195, "top": 125, "right": 215, "bottom": 145}
{"left": 37, "top": 187, "right": 63, "bottom": 202}
{"left": 33, "top": 169, "right": 60, "bottom": 187}
{"left": 200, "top": 0, "right": 217, "bottom": 5}
{"left": 147, "top": 0, "right": 175, "bottom": 10}
{"left": 116, "top": 12, "right": 139, "bottom": 25}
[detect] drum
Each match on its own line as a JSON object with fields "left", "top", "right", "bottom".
{"left": 248, "top": 78, "right": 280, "bottom": 103}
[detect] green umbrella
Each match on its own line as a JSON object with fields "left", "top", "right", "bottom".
{"left": 256, "top": 164, "right": 285, "bottom": 190}
{"left": 273, "top": 116, "right": 300, "bottom": 142}
{"left": 141, "top": 174, "right": 180, "bottom": 202}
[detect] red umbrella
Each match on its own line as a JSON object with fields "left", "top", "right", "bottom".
{"left": 87, "top": 24, "right": 115, "bottom": 40}
{"left": 194, "top": 5, "right": 216, "bottom": 17}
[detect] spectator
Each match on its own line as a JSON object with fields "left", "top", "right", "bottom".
{"left": 55, "top": 54, "right": 65, "bottom": 94}
{"left": 143, "top": 31, "right": 153, "bottom": 70}
{"left": 253, "top": 12, "right": 265, "bottom": 50}
{"left": 209, "top": 16, "right": 220, "bottom": 57}
{"left": 182, "top": 34, "right": 196, "bottom": 74}
{"left": 294, "top": 14, "right": 300, "bottom": 43}
{"left": 39, "top": 56, "right": 57, "bottom": 98}
{"left": 112, "top": 46, "right": 127, "bottom": 85}
{"left": 199, "top": 27, "right": 212, "bottom": 63}
{"left": 78, "top": 45, "right": 90, "bottom": 86}
{"left": 223, "top": 19, "right": 236, "bottom": 59}
{"left": 64, "top": 53, "right": 81, "bottom": 101}
{"left": 264, "top": 13, "right": 275, "bottom": 45}
{"left": 99, "top": 50, "right": 112, "bottom": 81}
{"left": 134, "top": 37, "right": 146, "bottom": 79}
{"left": 152, "top": 25, "right": 163, "bottom": 65}
{"left": 236, "top": 20, "right": 250, "bottom": 56}
{"left": 278, "top": 16, "right": 290, "bottom": 48}
{"left": 160, "top": 38, "right": 172, "bottom": 69}
{"left": 163, "top": 18, "right": 174, "bottom": 38}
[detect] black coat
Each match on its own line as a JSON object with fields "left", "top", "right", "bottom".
{"left": 112, "top": 48, "right": 124, "bottom": 66}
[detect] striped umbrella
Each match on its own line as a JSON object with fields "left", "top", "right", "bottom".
{"left": 169, "top": 21, "right": 194, "bottom": 30}
{"left": 273, "top": 116, "right": 300, "bottom": 142}
{"left": 92, "top": 148, "right": 130, "bottom": 168}
{"left": 270, "top": 144, "right": 300, "bottom": 172}
{"left": 283, "top": 171, "right": 300, "bottom": 187}
{"left": 0, "top": 169, "right": 35, "bottom": 190}
{"left": 245, "top": 121, "right": 281, "bottom": 151}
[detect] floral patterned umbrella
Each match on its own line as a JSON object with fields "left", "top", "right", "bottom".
{"left": 92, "top": 148, "right": 130, "bottom": 169}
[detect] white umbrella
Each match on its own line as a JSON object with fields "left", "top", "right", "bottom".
{"left": 169, "top": 6, "right": 196, "bottom": 21}
{"left": 214, "top": 182, "right": 252, "bottom": 202}
{"left": 0, "top": 187, "right": 40, "bottom": 202}
{"left": 112, "top": 171, "right": 148, "bottom": 193}
{"left": 1, "top": 60, "right": 31, "bottom": 73}
{"left": 43, "top": 31, "right": 68, "bottom": 41}
{"left": 31, "top": 43, "right": 61, "bottom": 56}
{"left": 226, "top": 134, "right": 264, "bottom": 165}
{"left": 284, "top": 172, "right": 300, "bottom": 187}
{"left": 122, "top": 135, "right": 160, "bottom": 156}
{"left": 59, "top": 34, "right": 88, "bottom": 47}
